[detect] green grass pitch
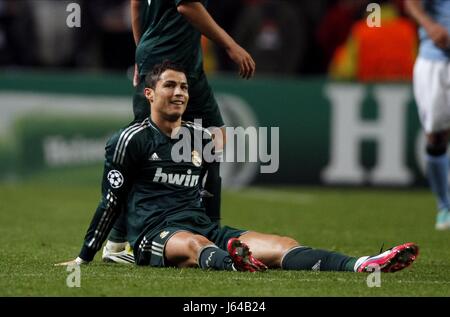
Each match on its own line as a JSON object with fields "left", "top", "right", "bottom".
{"left": 1, "top": 179, "right": 449, "bottom": 296}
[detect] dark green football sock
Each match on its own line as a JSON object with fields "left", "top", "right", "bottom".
{"left": 281, "top": 247, "right": 357, "bottom": 272}
{"left": 202, "top": 161, "right": 222, "bottom": 226}
{"left": 198, "top": 246, "right": 234, "bottom": 271}
{"left": 107, "top": 205, "right": 127, "bottom": 243}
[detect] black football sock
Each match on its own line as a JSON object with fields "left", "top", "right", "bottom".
{"left": 198, "top": 245, "right": 234, "bottom": 270}
{"left": 107, "top": 205, "right": 128, "bottom": 243}
{"left": 281, "top": 247, "right": 357, "bottom": 272}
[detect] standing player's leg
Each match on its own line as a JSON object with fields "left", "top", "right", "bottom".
{"left": 184, "top": 72, "right": 224, "bottom": 225}
{"left": 425, "top": 131, "right": 450, "bottom": 230}
{"left": 132, "top": 78, "right": 151, "bottom": 123}
{"left": 202, "top": 126, "right": 224, "bottom": 224}
{"left": 102, "top": 203, "right": 134, "bottom": 264}
{"left": 413, "top": 57, "right": 450, "bottom": 230}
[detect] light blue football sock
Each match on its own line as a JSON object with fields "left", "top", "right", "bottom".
{"left": 426, "top": 153, "right": 450, "bottom": 212}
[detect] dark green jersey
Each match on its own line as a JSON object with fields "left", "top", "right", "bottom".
{"left": 136, "top": 0, "right": 208, "bottom": 78}
{"left": 79, "top": 118, "right": 215, "bottom": 261}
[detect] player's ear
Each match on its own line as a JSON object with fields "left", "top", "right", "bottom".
{"left": 144, "top": 87, "right": 154, "bottom": 103}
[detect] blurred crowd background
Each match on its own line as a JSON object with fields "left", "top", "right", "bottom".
{"left": 0, "top": 0, "right": 430, "bottom": 188}
{"left": 0, "top": 0, "right": 417, "bottom": 81}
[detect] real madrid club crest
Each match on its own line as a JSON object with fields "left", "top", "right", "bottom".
{"left": 191, "top": 150, "right": 202, "bottom": 167}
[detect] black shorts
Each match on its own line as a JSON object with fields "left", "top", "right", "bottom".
{"left": 135, "top": 224, "right": 246, "bottom": 267}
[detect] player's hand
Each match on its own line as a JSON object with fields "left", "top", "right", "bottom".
{"left": 226, "top": 43, "right": 256, "bottom": 80}
{"left": 426, "top": 22, "right": 450, "bottom": 49}
{"left": 133, "top": 63, "right": 140, "bottom": 87}
{"left": 54, "top": 257, "right": 89, "bottom": 266}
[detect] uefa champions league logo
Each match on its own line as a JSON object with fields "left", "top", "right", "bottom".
{"left": 107, "top": 170, "right": 124, "bottom": 189}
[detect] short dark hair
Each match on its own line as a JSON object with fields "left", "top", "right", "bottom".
{"left": 144, "top": 60, "right": 186, "bottom": 89}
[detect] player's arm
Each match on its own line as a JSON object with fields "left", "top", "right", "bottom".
{"left": 405, "top": 0, "right": 450, "bottom": 49}
{"left": 131, "top": 0, "right": 143, "bottom": 86}
{"left": 56, "top": 133, "right": 141, "bottom": 265}
{"left": 130, "top": 0, "right": 142, "bottom": 45}
{"left": 176, "top": 0, "right": 255, "bottom": 79}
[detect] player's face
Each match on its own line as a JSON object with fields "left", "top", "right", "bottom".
{"left": 146, "top": 70, "right": 189, "bottom": 122}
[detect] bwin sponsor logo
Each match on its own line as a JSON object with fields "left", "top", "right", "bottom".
{"left": 153, "top": 168, "right": 199, "bottom": 187}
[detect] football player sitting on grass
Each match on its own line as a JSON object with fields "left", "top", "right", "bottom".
{"left": 56, "top": 61, "right": 419, "bottom": 273}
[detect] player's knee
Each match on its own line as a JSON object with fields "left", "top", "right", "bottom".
{"left": 184, "top": 235, "right": 213, "bottom": 267}
{"left": 277, "top": 236, "right": 299, "bottom": 253}
{"left": 426, "top": 142, "right": 447, "bottom": 156}
{"left": 266, "top": 236, "right": 299, "bottom": 267}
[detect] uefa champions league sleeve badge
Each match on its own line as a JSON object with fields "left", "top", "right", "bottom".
{"left": 107, "top": 170, "right": 124, "bottom": 188}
